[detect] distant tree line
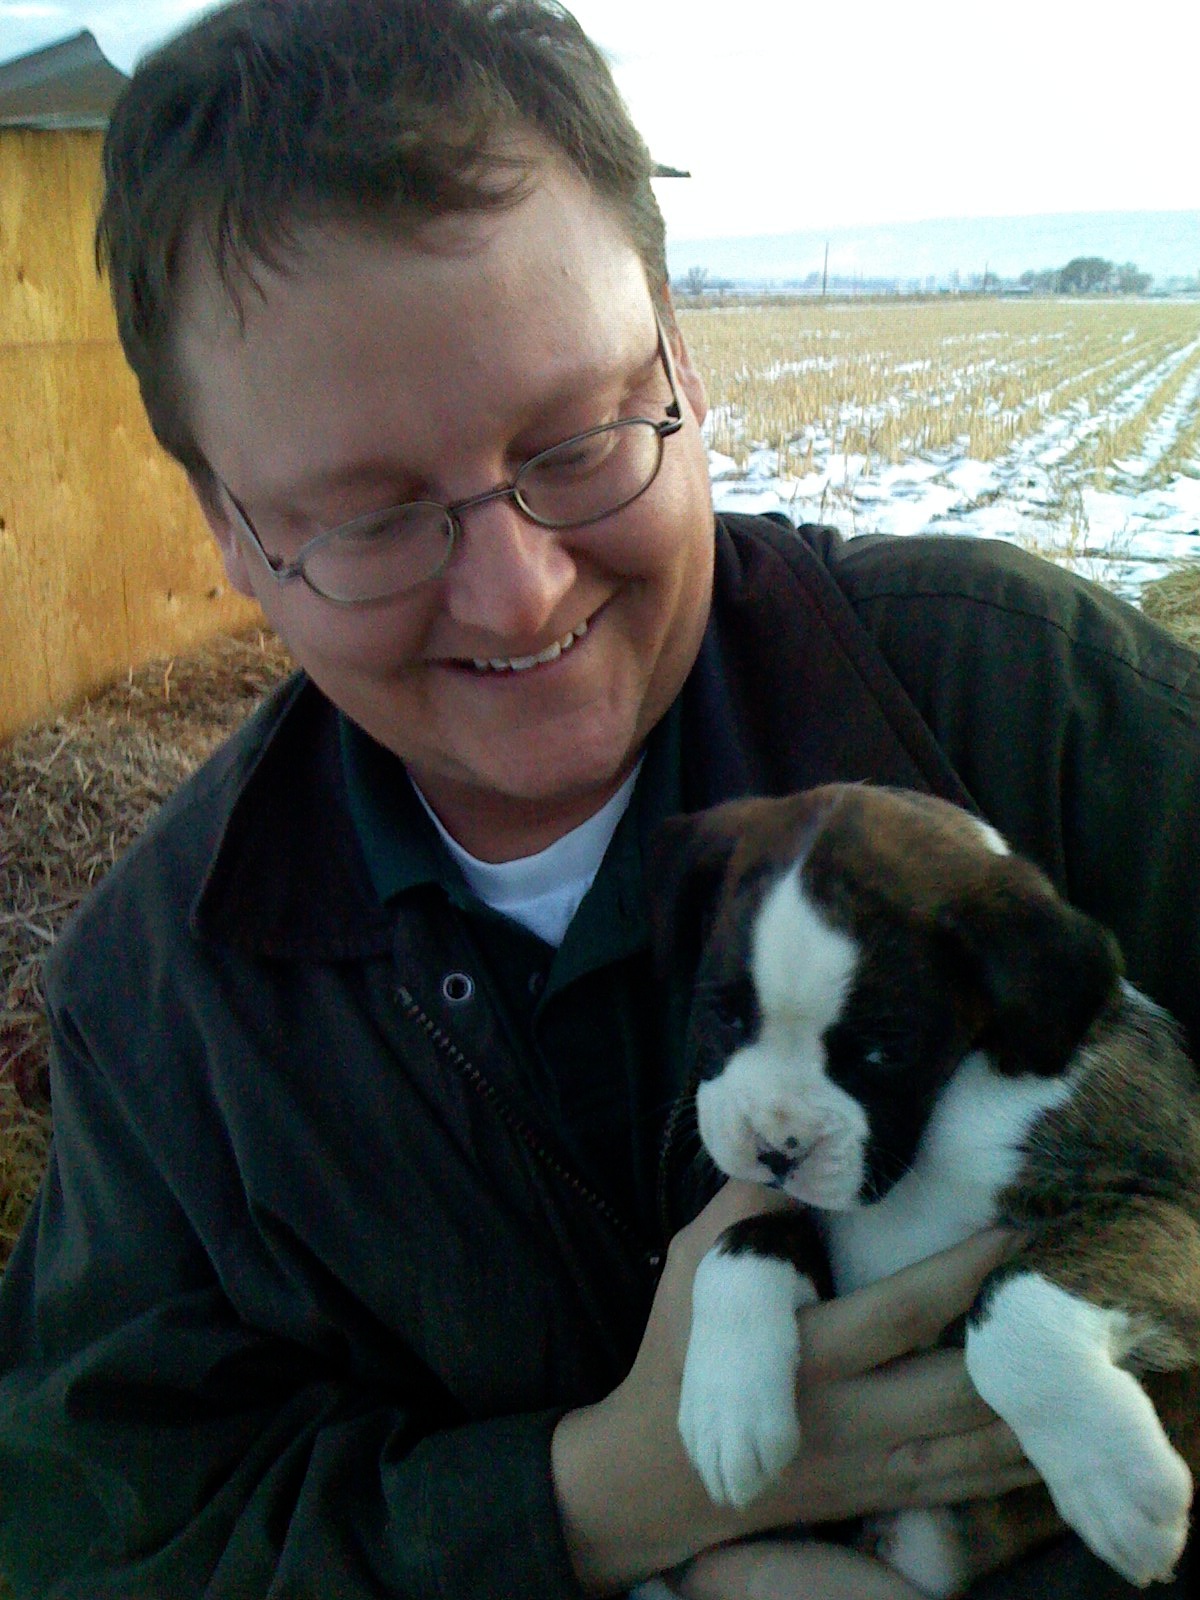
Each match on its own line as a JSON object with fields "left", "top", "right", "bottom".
{"left": 669, "top": 257, "right": 1179, "bottom": 301}
{"left": 1019, "top": 257, "right": 1152, "bottom": 295}
{"left": 677, "top": 265, "right": 732, "bottom": 297}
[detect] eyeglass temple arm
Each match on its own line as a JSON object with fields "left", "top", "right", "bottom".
{"left": 654, "top": 310, "right": 685, "bottom": 430}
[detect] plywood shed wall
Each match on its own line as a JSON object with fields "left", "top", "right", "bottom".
{"left": 0, "top": 127, "right": 260, "bottom": 743}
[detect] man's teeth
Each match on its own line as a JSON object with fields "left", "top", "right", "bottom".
{"left": 472, "top": 617, "right": 589, "bottom": 674}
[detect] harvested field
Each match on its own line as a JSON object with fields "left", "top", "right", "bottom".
{"left": 687, "top": 298, "right": 1200, "bottom": 598}
{"left": 1, "top": 627, "right": 295, "bottom": 1266}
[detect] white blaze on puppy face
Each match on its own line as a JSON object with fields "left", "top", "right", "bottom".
{"left": 696, "top": 866, "right": 870, "bottom": 1211}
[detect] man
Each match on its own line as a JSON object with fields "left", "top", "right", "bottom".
{"left": 0, "top": 2, "right": 1196, "bottom": 1596}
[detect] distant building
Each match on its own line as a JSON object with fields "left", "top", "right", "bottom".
{"left": 0, "top": 29, "right": 127, "bottom": 129}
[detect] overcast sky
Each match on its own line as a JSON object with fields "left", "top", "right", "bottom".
{"left": 2, "top": 0, "right": 1194, "bottom": 241}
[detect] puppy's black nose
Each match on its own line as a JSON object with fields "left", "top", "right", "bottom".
{"left": 756, "top": 1143, "right": 797, "bottom": 1185}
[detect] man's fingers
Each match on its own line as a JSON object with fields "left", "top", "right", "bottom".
{"left": 765, "top": 1418, "right": 1038, "bottom": 1525}
{"left": 795, "top": 1229, "right": 1017, "bottom": 1383}
{"left": 678, "top": 1537, "right": 932, "bottom": 1600}
{"left": 881, "top": 1419, "right": 1040, "bottom": 1508}
{"left": 795, "top": 1348, "right": 994, "bottom": 1452}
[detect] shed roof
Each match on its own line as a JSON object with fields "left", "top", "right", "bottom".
{"left": 0, "top": 30, "right": 128, "bottom": 131}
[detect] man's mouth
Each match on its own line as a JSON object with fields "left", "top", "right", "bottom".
{"left": 468, "top": 616, "right": 590, "bottom": 675}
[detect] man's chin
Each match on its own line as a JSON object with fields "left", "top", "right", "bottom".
{"left": 411, "top": 749, "right": 638, "bottom": 858}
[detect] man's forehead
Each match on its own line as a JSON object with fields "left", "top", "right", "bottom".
{"left": 172, "top": 166, "right": 660, "bottom": 503}
{"left": 174, "top": 148, "right": 645, "bottom": 352}
{"left": 174, "top": 222, "right": 654, "bottom": 429}
{"left": 174, "top": 212, "right": 484, "bottom": 353}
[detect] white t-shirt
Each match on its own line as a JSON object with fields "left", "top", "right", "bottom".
{"left": 411, "top": 761, "right": 643, "bottom": 948}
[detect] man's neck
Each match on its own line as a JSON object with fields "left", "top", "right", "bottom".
{"left": 405, "top": 765, "right": 641, "bottom": 862}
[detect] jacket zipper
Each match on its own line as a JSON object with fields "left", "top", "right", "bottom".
{"left": 656, "top": 1066, "right": 703, "bottom": 1245}
{"left": 395, "top": 985, "right": 665, "bottom": 1271}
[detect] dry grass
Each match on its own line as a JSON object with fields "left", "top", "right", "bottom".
{"left": 1140, "top": 564, "right": 1200, "bottom": 651}
{"left": 1, "top": 628, "right": 294, "bottom": 1268}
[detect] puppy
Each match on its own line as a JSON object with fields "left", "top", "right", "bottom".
{"left": 653, "top": 784, "right": 1200, "bottom": 1597}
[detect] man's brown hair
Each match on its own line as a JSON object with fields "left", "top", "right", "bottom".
{"left": 96, "top": 0, "right": 668, "bottom": 486}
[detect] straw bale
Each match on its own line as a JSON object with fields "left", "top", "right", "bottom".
{"left": 0, "top": 628, "right": 294, "bottom": 1266}
{"left": 1140, "top": 564, "right": 1200, "bottom": 653}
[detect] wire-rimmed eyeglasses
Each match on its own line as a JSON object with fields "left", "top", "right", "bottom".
{"left": 218, "top": 311, "right": 685, "bottom": 606}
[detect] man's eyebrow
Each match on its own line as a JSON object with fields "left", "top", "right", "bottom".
{"left": 246, "top": 329, "right": 665, "bottom": 515}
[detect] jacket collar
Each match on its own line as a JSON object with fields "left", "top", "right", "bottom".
{"left": 192, "top": 672, "right": 394, "bottom": 961}
{"left": 681, "top": 513, "right": 973, "bottom": 809}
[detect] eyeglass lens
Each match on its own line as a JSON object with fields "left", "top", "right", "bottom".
{"left": 301, "top": 416, "right": 667, "bottom": 602}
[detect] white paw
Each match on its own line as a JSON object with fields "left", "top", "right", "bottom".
{"left": 677, "top": 1249, "right": 815, "bottom": 1507}
{"left": 966, "top": 1272, "right": 1193, "bottom": 1588}
{"left": 868, "top": 1508, "right": 968, "bottom": 1599}
{"left": 1029, "top": 1401, "right": 1192, "bottom": 1588}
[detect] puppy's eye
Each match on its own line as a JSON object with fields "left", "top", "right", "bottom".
{"left": 862, "top": 1044, "right": 905, "bottom": 1073}
{"left": 825, "top": 1023, "right": 904, "bottom": 1083}
{"left": 709, "top": 978, "right": 756, "bottom": 1040}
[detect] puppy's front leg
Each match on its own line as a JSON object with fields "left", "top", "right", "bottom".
{"left": 965, "top": 1267, "right": 1193, "bottom": 1587}
{"left": 679, "top": 1209, "right": 820, "bottom": 1507}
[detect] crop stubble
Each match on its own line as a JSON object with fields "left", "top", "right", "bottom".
{"left": 683, "top": 297, "right": 1200, "bottom": 492}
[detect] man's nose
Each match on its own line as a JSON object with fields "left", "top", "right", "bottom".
{"left": 441, "top": 493, "right": 578, "bottom": 638}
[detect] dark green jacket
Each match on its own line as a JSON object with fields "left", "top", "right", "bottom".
{"left": 2, "top": 515, "right": 1198, "bottom": 1598}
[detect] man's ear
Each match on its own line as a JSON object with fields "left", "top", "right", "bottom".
{"left": 936, "top": 859, "right": 1123, "bottom": 1077}
{"left": 660, "top": 289, "right": 707, "bottom": 426}
{"left": 189, "top": 471, "right": 257, "bottom": 599}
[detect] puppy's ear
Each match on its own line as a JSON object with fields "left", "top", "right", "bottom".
{"left": 937, "top": 859, "right": 1123, "bottom": 1076}
{"left": 647, "top": 807, "right": 744, "bottom": 980}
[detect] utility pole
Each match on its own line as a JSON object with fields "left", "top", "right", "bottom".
{"left": 822, "top": 241, "right": 829, "bottom": 298}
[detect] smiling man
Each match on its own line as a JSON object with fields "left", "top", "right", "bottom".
{"left": 181, "top": 169, "right": 715, "bottom": 860}
{"left": 1, "top": 3, "right": 1198, "bottom": 1598}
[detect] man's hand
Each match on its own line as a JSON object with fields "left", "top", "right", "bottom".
{"left": 674, "top": 1536, "right": 930, "bottom": 1600}
{"left": 551, "top": 1182, "right": 1037, "bottom": 1594}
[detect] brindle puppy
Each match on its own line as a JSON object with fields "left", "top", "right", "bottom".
{"left": 654, "top": 785, "right": 1200, "bottom": 1597}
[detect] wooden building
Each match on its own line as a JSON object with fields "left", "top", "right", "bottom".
{"left": 0, "top": 31, "right": 258, "bottom": 743}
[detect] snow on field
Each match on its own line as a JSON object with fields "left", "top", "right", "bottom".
{"left": 710, "top": 436, "right": 1200, "bottom": 601}
{"left": 701, "top": 311, "right": 1200, "bottom": 601}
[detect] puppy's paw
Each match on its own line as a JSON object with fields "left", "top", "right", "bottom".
{"left": 864, "top": 1509, "right": 969, "bottom": 1599}
{"left": 967, "top": 1273, "right": 1193, "bottom": 1587}
{"left": 678, "top": 1359, "right": 800, "bottom": 1509}
{"left": 677, "top": 1248, "right": 813, "bottom": 1506}
{"left": 1035, "top": 1412, "right": 1192, "bottom": 1588}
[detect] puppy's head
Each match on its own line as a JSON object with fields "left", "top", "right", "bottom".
{"left": 652, "top": 785, "right": 1122, "bottom": 1210}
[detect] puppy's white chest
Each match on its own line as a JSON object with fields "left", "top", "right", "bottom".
{"left": 824, "top": 1053, "right": 1076, "bottom": 1293}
